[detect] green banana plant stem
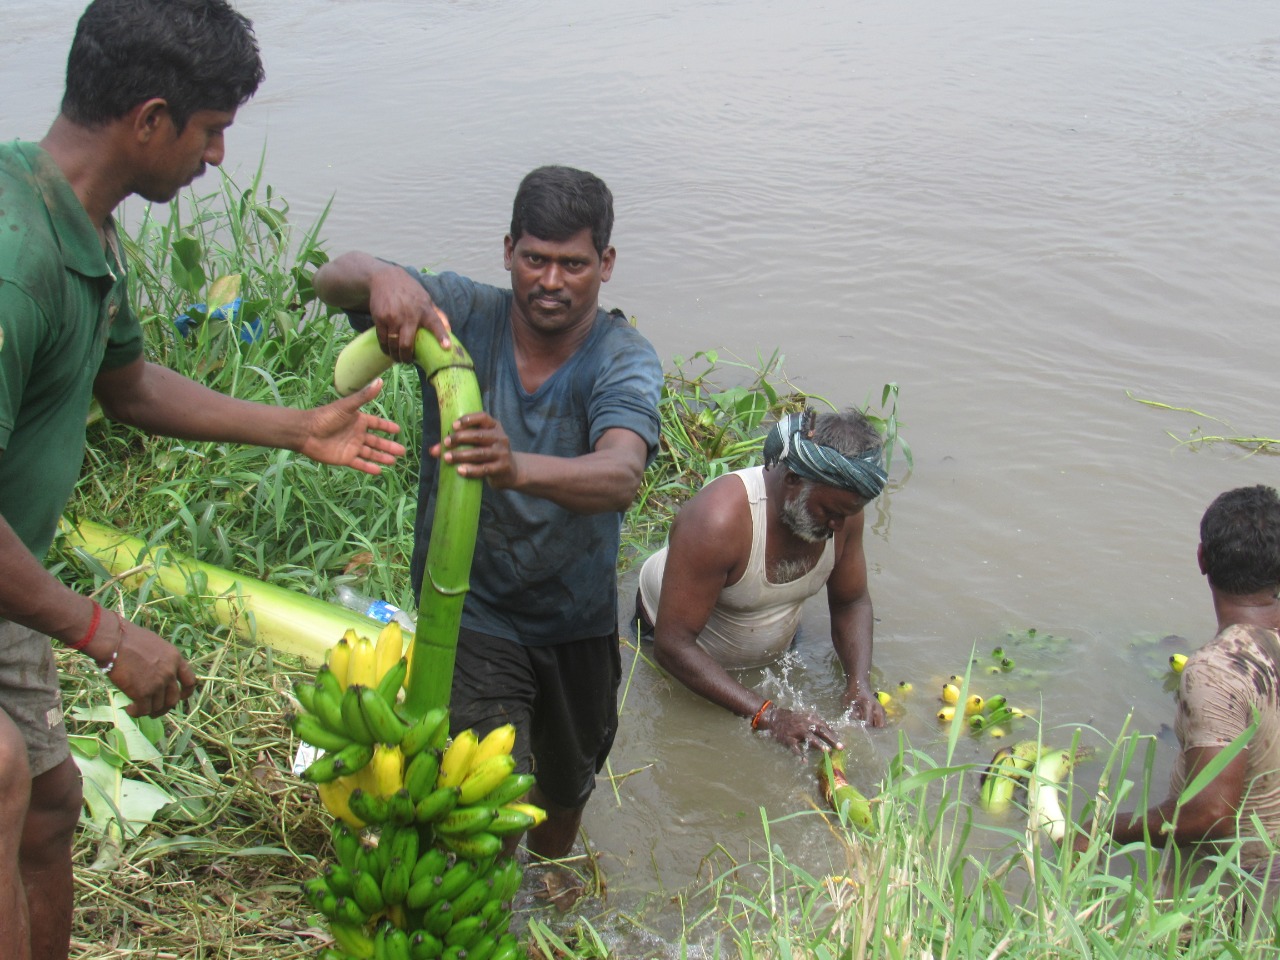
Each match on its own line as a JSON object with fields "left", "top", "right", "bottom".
{"left": 402, "top": 330, "right": 483, "bottom": 716}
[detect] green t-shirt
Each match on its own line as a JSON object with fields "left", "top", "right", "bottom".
{"left": 0, "top": 141, "right": 143, "bottom": 560}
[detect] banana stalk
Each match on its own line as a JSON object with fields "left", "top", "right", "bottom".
{"left": 60, "top": 519, "right": 382, "bottom": 665}
{"left": 333, "top": 327, "right": 483, "bottom": 718}
{"left": 817, "top": 749, "right": 875, "bottom": 830}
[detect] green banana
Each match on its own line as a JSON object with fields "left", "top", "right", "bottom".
{"left": 410, "top": 846, "right": 449, "bottom": 886}
{"left": 978, "top": 739, "right": 1038, "bottom": 813}
{"left": 331, "top": 821, "right": 362, "bottom": 870}
{"left": 440, "top": 831, "right": 502, "bottom": 861}
{"left": 334, "top": 895, "right": 369, "bottom": 927}
{"left": 449, "top": 876, "right": 494, "bottom": 918}
{"left": 423, "top": 899, "right": 457, "bottom": 937}
{"left": 348, "top": 788, "right": 390, "bottom": 825}
{"left": 387, "top": 821, "right": 420, "bottom": 866}
{"left": 401, "top": 708, "right": 450, "bottom": 758}
{"left": 342, "top": 685, "right": 377, "bottom": 746}
{"left": 404, "top": 749, "right": 442, "bottom": 800}
{"left": 313, "top": 671, "right": 350, "bottom": 737}
{"left": 485, "top": 808, "right": 536, "bottom": 837}
{"left": 479, "top": 772, "right": 535, "bottom": 807}
{"left": 436, "top": 805, "right": 495, "bottom": 836}
{"left": 487, "top": 936, "right": 520, "bottom": 960}
{"left": 383, "top": 926, "right": 413, "bottom": 960}
{"left": 291, "top": 710, "right": 355, "bottom": 753}
{"left": 330, "top": 922, "right": 377, "bottom": 960}
{"left": 414, "top": 786, "right": 461, "bottom": 824}
{"left": 376, "top": 657, "right": 409, "bottom": 705}
{"left": 816, "top": 749, "right": 874, "bottom": 829}
{"left": 458, "top": 754, "right": 517, "bottom": 805}
{"left": 433, "top": 859, "right": 483, "bottom": 904}
{"left": 381, "top": 855, "right": 411, "bottom": 908}
{"left": 302, "top": 742, "right": 375, "bottom": 784}
{"left": 300, "top": 876, "right": 332, "bottom": 911}
{"left": 461, "top": 934, "right": 498, "bottom": 960}
{"left": 351, "top": 868, "right": 386, "bottom": 915}
{"left": 444, "top": 915, "right": 486, "bottom": 950}
{"left": 360, "top": 684, "right": 407, "bottom": 745}
{"left": 488, "top": 858, "right": 523, "bottom": 903}
{"left": 409, "top": 930, "right": 444, "bottom": 960}
{"left": 294, "top": 679, "right": 319, "bottom": 714}
{"left": 323, "top": 863, "right": 356, "bottom": 898}
{"left": 387, "top": 787, "right": 417, "bottom": 827}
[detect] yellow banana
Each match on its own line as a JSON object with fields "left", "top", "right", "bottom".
{"left": 896, "top": 681, "right": 913, "bottom": 693}
{"left": 370, "top": 744, "right": 405, "bottom": 799}
{"left": 328, "top": 638, "right": 353, "bottom": 691}
{"left": 458, "top": 753, "right": 517, "bottom": 805}
{"left": 468, "top": 724, "right": 516, "bottom": 771}
{"left": 503, "top": 801, "right": 547, "bottom": 827}
{"left": 375, "top": 621, "right": 404, "bottom": 681}
{"left": 875, "top": 690, "right": 892, "bottom": 707}
{"left": 963, "top": 694, "right": 985, "bottom": 716}
{"left": 937, "top": 705, "right": 956, "bottom": 723}
{"left": 941, "top": 683, "right": 960, "bottom": 705}
{"left": 437, "top": 729, "right": 479, "bottom": 790}
{"left": 1170, "top": 653, "right": 1188, "bottom": 673}
{"left": 347, "top": 635, "right": 378, "bottom": 689}
{"left": 317, "top": 776, "right": 366, "bottom": 829}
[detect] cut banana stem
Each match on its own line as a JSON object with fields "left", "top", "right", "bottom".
{"left": 1027, "top": 747, "right": 1075, "bottom": 842}
{"left": 333, "top": 328, "right": 484, "bottom": 717}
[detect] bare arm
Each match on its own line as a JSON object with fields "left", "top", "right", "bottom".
{"left": 652, "top": 479, "right": 843, "bottom": 753}
{"left": 0, "top": 509, "right": 195, "bottom": 719}
{"left": 827, "top": 511, "right": 885, "bottom": 726}
{"left": 435, "top": 415, "right": 647, "bottom": 514}
{"left": 1109, "top": 745, "right": 1245, "bottom": 846}
{"left": 313, "top": 251, "right": 452, "bottom": 360}
{"left": 93, "top": 358, "right": 404, "bottom": 475}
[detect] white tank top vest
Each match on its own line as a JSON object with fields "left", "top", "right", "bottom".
{"left": 638, "top": 466, "right": 835, "bottom": 668}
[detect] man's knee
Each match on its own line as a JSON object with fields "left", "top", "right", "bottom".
{"left": 21, "top": 758, "right": 81, "bottom": 863}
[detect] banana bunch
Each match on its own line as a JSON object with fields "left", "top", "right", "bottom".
{"left": 302, "top": 819, "right": 528, "bottom": 960}
{"left": 816, "top": 748, "right": 875, "bottom": 830}
{"left": 977, "top": 739, "right": 1040, "bottom": 813}
{"left": 290, "top": 626, "right": 545, "bottom": 960}
{"left": 936, "top": 684, "right": 1027, "bottom": 736}
{"left": 977, "top": 741, "right": 1091, "bottom": 843}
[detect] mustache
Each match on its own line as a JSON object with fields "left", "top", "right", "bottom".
{"left": 528, "top": 288, "right": 569, "bottom": 306}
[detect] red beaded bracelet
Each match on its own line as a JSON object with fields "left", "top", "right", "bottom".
{"left": 751, "top": 699, "right": 773, "bottom": 731}
{"left": 67, "top": 601, "right": 102, "bottom": 652}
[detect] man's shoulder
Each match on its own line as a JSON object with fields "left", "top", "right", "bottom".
{"left": 0, "top": 143, "right": 57, "bottom": 274}
{"left": 677, "top": 470, "right": 754, "bottom": 536}
{"left": 1188, "top": 623, "right": 1280, "bottom": 686}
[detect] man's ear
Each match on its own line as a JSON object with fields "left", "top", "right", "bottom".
{"left": 131, "top": 98, "right": 171, "bottom": 142}
{"left": 1197, "top": 542, "right": 1208, "bottom": 575}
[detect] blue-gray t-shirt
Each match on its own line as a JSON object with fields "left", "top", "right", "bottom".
{"left": 363, "top": 269, "right": 662, "bottom": 645}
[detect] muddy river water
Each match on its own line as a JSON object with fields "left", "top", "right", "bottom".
{"left": 6, "top": 0, "right": 1280, "bottom": 948}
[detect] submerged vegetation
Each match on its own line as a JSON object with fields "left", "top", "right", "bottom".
{"left": 51, "top": 177, "right": 1280, "bottom": 957}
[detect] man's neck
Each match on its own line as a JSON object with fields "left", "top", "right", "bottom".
{"left": 39, "top": 115, "right": 128, "bottom": 233}
{"left": 1213, "top": 589, "right": 1280, "bottom": 633}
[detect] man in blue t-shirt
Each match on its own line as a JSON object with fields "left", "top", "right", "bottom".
{"left": 315, "top": 166, "right": 663, "bottom": 860}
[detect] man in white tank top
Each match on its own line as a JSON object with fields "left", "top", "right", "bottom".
{"left": 635, "top": 408, "right": 889, "bottom": 753}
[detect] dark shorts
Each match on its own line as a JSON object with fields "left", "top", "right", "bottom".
{"left": 0, "top": 621, "right": 70, "bottom": 778}
{"left": 449, "top": 626, "right": 622, "bottom": 809}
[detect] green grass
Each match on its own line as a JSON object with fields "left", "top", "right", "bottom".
{"left": 49, "top": 173, "right": 1280, "bottom": 958}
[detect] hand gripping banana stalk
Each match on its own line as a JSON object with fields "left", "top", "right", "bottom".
{"left": 287, "top": 330, "right": 542, "bottom": 960}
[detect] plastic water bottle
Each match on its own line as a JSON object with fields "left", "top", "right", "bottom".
{"left": 334, "top": 583, "right": 415, "bottom": 630}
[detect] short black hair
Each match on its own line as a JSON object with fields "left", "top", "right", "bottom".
{"left": 811, "top": 408, "right": 883, "bottom": 459}
{"left": 510, "top": 166, "right": 614, "bottom": 257}
{"left": 1200, "top": 485, "right": 1280, "bottom": 596}
{"left": 61, "top": 0, "right": 264, "bottom": 132}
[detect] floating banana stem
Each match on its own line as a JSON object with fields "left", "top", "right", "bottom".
{"left": 333, "top": 327, "right": 484, "bottom": 717}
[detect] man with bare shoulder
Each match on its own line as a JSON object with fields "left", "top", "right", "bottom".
{"left": 634, "top": 408, "right": 889, "bottom": 754}
{"left": 1089, "top": 485, "right": 1280, "bottom": 916}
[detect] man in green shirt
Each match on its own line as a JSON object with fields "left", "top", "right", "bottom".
{"left": 0, "top": 3, "right": 405, "bottom": 958}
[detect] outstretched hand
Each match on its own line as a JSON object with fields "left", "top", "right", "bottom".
{"left": 760, "top": 705, "right": 843, "bottom": 755}
{"left": 299, "top": 379, "right": 406, "bottom": 475}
